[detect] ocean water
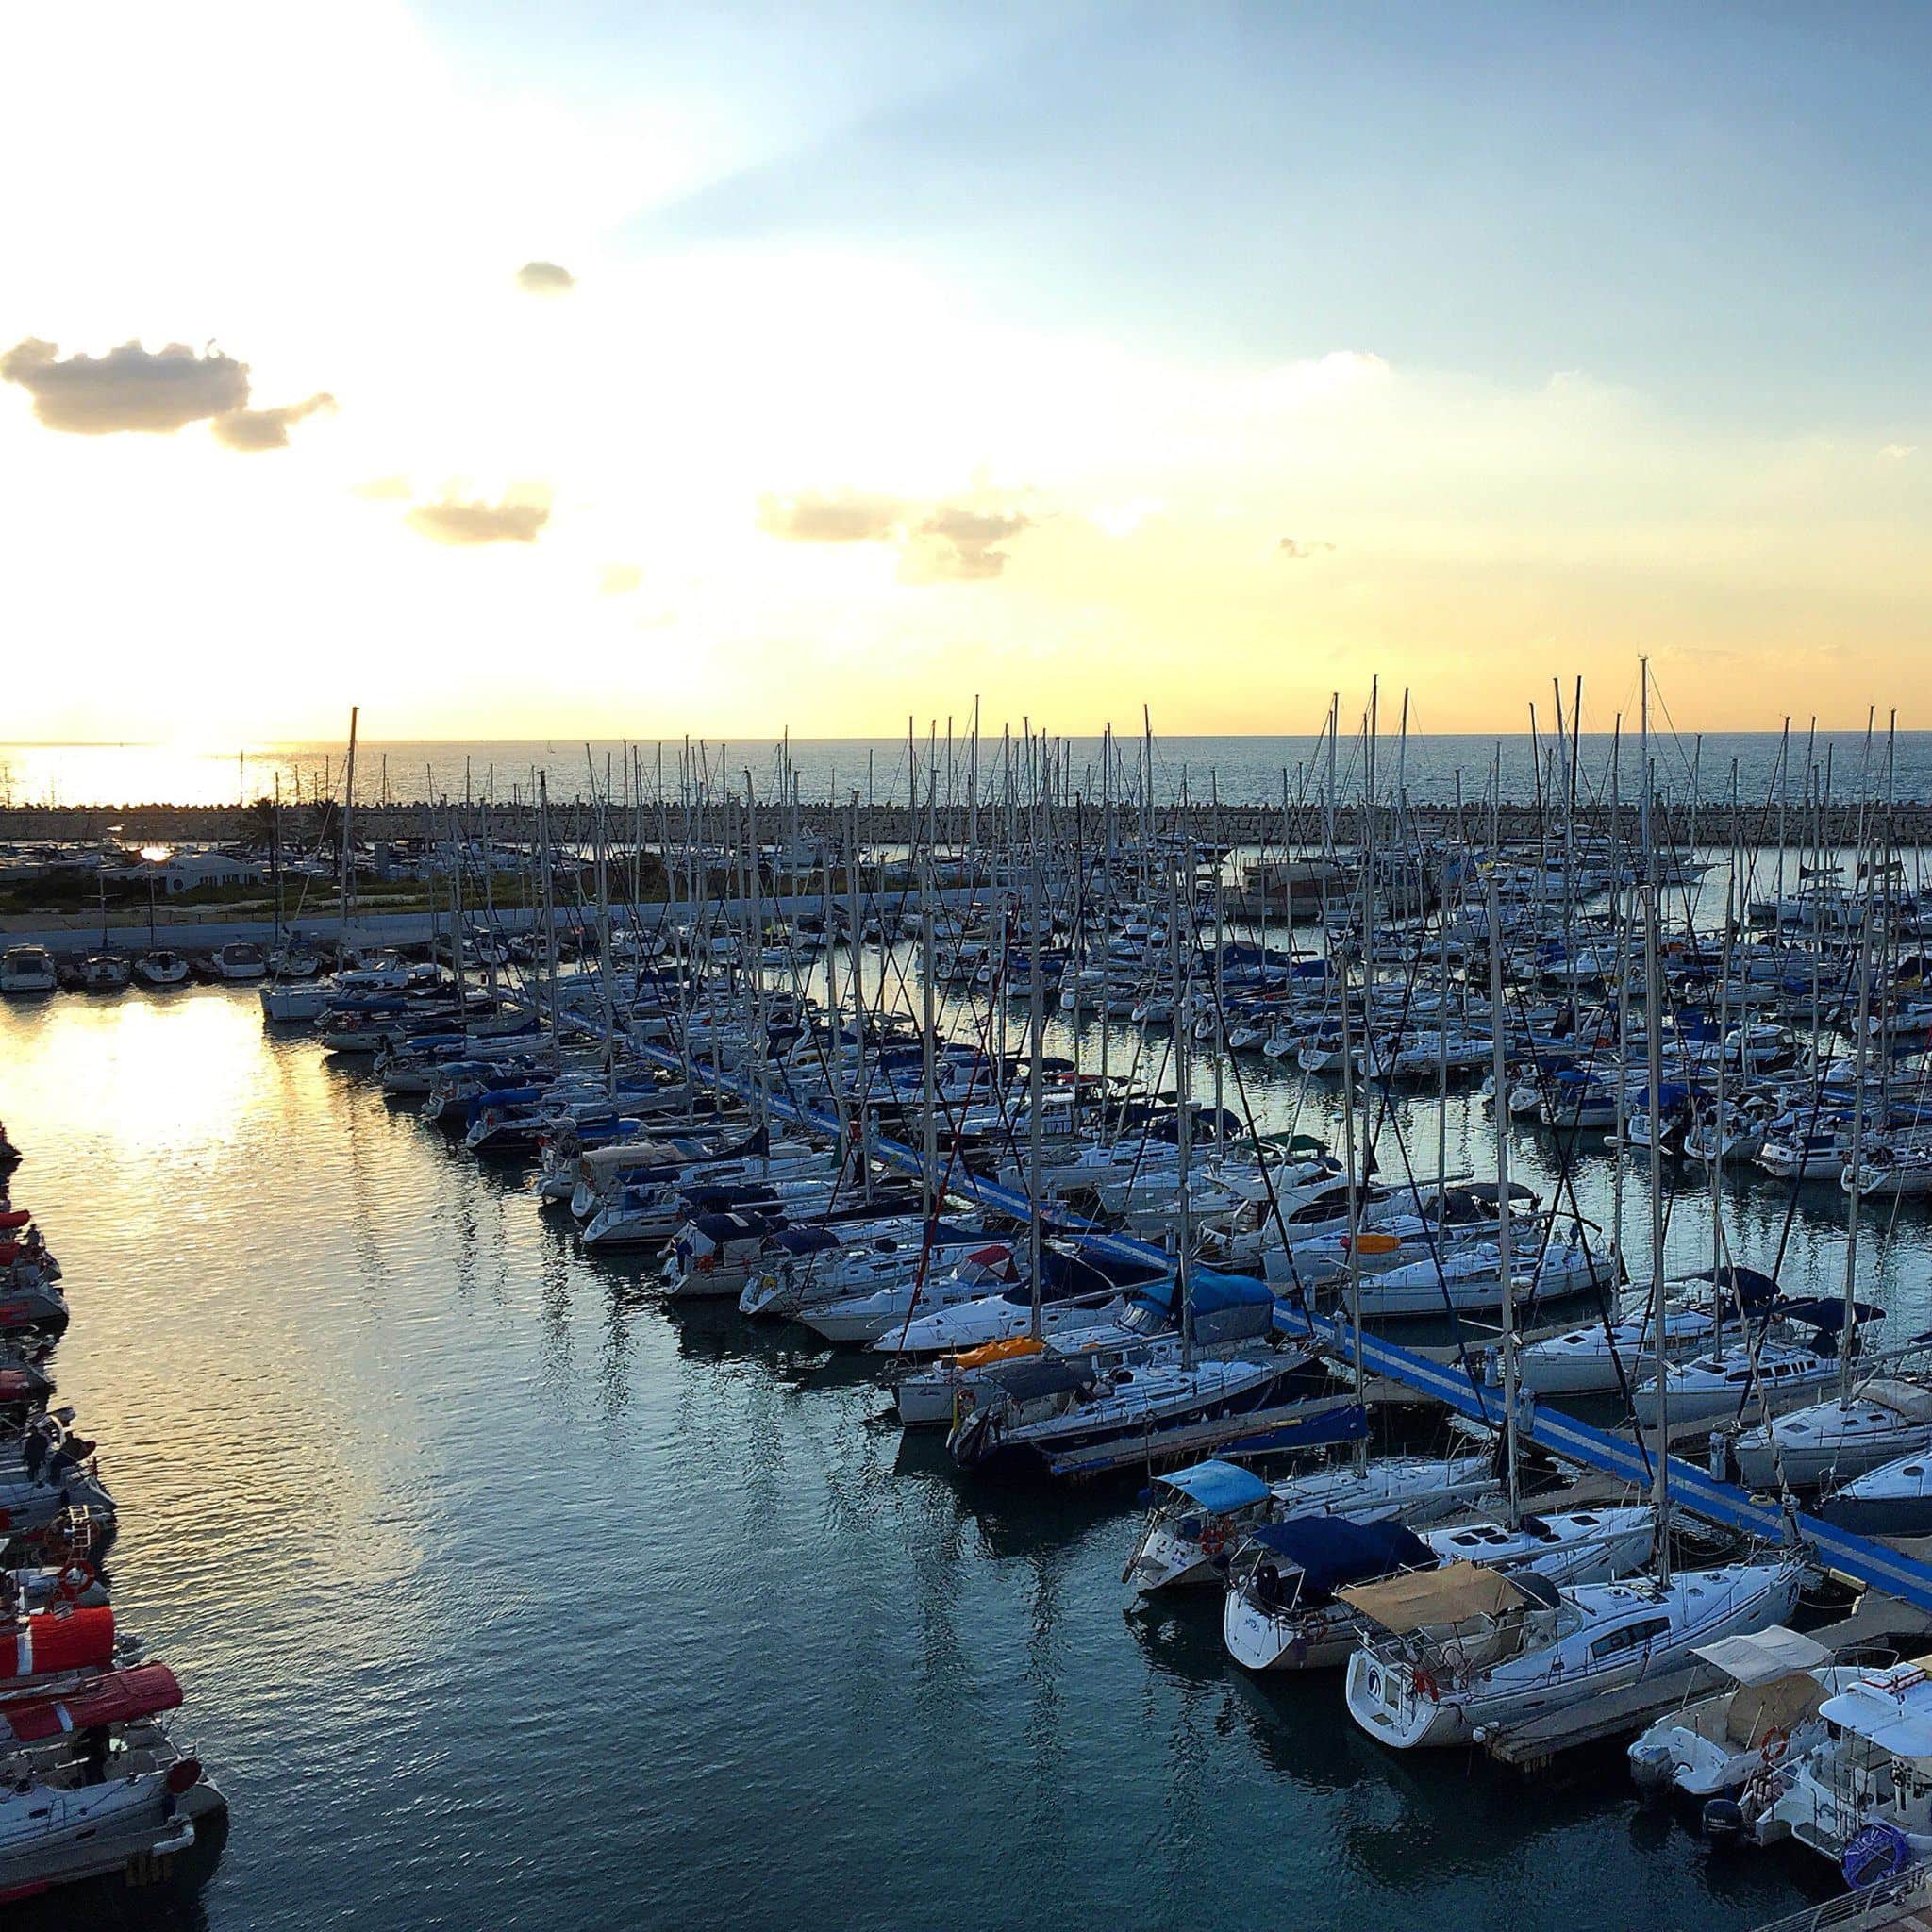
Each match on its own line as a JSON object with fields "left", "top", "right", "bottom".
{"left": 0, "top": 977, "right": 1904, "bottom": 1931}
{"left": 3, "top": 731, "right": 1928, "bottom": 811}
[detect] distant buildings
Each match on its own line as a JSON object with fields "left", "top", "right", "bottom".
{"left": 154, "top": 849, "right": 264, "bottom": 895}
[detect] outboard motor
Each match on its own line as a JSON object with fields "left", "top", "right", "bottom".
{"left": 947, "top": 1402, "right": 1001, "bottom": 1470}
{"left": 1700, "top": 1797, "right": 1745, "bottom": 1846}
{"left": 1629, "top": 1741, "right": 1676, "bottom": 1796}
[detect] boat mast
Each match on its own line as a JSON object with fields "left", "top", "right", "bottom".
{"left": 1840, "top": 733, "right": 1880, "bottom": 1407}
{"left": 1488, "top": 874, "right": 1520, "bottom": 1529}
{"left": 920, "top": 762, "right": 938, "bottom": 1238}
{"left": 847, "top": 794, "right": 871, "bottom": 1196}
{"left": 1644, "top": 876, "right": 1671, "bottom": 1582}
{"left": 597, "top": 795, "right": 618, "bottom": 1103}
{"left": 1171, "top": 849, "right": 1194, "bottom": 1373}
{"left": 1608, "top": 717, "right": 1625, "bottom": 1293}
{"left": 340, "top": 706, "right": 358, "bottom": 960}
{"left": 537, "top": 772, "right": 559, "bottom": 1049}
{"left": 270, "top": 772, "right": 281, "bottom": 956}
{"left": 1026, "top": 832, "right": 1046, "bottom": 1344}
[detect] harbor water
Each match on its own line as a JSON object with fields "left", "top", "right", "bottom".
{"left": 0, "top": 979, "right": 1907, "bottom": 1929}
{"left": 7, "top": 731, "right": 1932, "bottom": 811}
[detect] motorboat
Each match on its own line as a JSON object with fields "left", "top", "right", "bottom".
{"left": 78, "top": 954, "right": 129, "bottom": 992}
{"left": 873, "top": 1243, "right": 1172, "bottom": 1359}
{"left": 1750, "top": 1658, "right": 1932, "bottom": 1874}
{"left": 1628, "top": 1625, "right": 1850, "bottom": 1801}
{"left": 1123, "top": 1458, "right": 1288, "bottom": 1592}
{"left": 0, "top": 950, "right": 57, "bottom": 997}
{"left": 0, "top": 1663, "right": 222, "bottom": 1904}
{"left": 134, "top": 950, "right": 191, "bottom": 989}
{"left": 740, "top": 1220, "right": 991, "bottom": 1323}
{"left": 949, "top": 1342, "right": 1312, "bottom": 1479}
{"left": 209, "top": 941, "right": 268, "bottom": 982}
{"left": 798, "top": 1241, "right": 1022, "bottom": 1343}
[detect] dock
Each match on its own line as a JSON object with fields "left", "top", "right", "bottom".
{"left": 1479, "top": 1591, "right": 1932, "bottom": 1773}
{"left": 1043, "top": 1391, "right": 1364, "bottom": 1480}
{"left": 637, "top": 1041, "right": 1932, "bottom": 1626}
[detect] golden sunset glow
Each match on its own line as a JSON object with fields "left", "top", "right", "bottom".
{"left": 3, "top": 3, "right": 1928, "bottom": 744}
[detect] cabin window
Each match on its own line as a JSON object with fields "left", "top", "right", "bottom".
{"left": 1590, "top": 1616, "right": 1670, "bottom": 1662}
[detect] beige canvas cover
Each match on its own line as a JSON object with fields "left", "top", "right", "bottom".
{"left": 1336, "top": 1560, "right": 1527, "bottom": 1633}
{"left": 1861, "top": 1378, "right": 1932, "bottom": 1426}
{"left": 1690, "top": 1625, "right": 1832, "bottom": 1686}
{"left": 579, "top": 1140, "right": 678, "bottom": 1174}
{"left": 1724, "top": 1673, "right": 1826, "bottom": 1747}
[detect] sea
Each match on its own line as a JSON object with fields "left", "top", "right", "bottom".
{"left": 0, "top": 968, "right": 1908, "bottom": 1930}
{"left": 3, "top": 732, "right": 1929, "bottom": 811}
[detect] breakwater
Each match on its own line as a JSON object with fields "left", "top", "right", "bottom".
{"left": 2, "top": 798, "right": 1920, "bottom": 851}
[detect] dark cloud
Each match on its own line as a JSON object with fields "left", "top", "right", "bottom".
{"left": 211, "top": 391, "right": 336, "bottom": 452}
{"left": 758, "top": 491, "right": 904, "bottom": 543}
{"left": 904, "top": 503, "right": 1035, "bottom": 582}
{"left": 516, "top": 261, "right": 576, "bottom": 294}
{"left": 406, "top": 495, "right": 549, "bottom": 545}
{"left": 920, "top": 506, "right": 1032, "bottom": 547}
{"left": 1, "top": 337, "right": 250, "bottom": 435}
{"left": 1277, "top": 537, "right": 1335, "bottom": 559}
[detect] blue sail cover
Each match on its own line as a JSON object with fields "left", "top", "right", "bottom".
{"left": 1040, "top": 1243, "right": 1170, "bottom": 1300}
{"left": 1248, "top": 1517, "right": 1433, "bottom": 1593}
{"left": 1127, "top": 1268, "right": 1274, "bottom": 1326}
{"left": 1634, "top": 1083, "right": 1696, "bottom": 1109}
{"left": 1778, "top": 1297, "right": 1886, "bottom": 1333}
{"left": 1686, "top": 1265, "right": 1781, "bottom": 1307}
{"left": 1160, "top": 1460, "right": 1271, "bottom": 1512}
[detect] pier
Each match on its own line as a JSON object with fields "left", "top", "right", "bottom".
{"left": 634, "top": 1035, "right": 1932, "bottom": 1627}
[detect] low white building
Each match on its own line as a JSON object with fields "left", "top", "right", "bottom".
{"left": 157, "top": 849, "right": 265, "bottom": 895}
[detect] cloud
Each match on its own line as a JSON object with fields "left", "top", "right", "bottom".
{"left": 903, "top": 504, "right": 1035, "bottom": 583}
{"left": 516, "top": 260, "right": 576, "bottom": 294}
{"left": 920, "top": 506, "right": 1031, "bottom": 546}
{"left": 1276, "top": 537, "right": 1336, "bottom": 559}
{"left": 758, "top": 491, "right": 904, "bottom": 542}
{"left": 1879, "top": 443, "right": 1919, "bottom": 460}
{"left": 1, "top": 337, "right": 249, "bottom": 434}
{"left": 211, "top": 391, "right": 335, "bottom": 452}
{"left": 759, "top": 489, "right": 1038, "bottom": 582}
{"left": 601, "top": 563, "right": 642, "bottom": 595}
{"left": 352, "top": 475, "right": 412, "bottom": 501}
{"left": 406, "top": 494, "right": 549, "bottom": 545}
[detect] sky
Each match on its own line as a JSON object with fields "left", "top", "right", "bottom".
{"left": 3, "top": 0, "right": 1929, "bottom": 747}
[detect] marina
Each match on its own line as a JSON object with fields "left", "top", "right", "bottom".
{"left": 8, "top": 8, "right": 1931, "bottom": 1924}
{"left": 14, "top": 706, "right": 1932, "bottom": 1925}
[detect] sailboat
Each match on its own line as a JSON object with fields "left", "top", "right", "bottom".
{"left": 1224, "top": 1505, "right": 1657, "bottom": 1672}
{"left": 1342, "top": 873, "right": 1809, "bottom": 1748}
